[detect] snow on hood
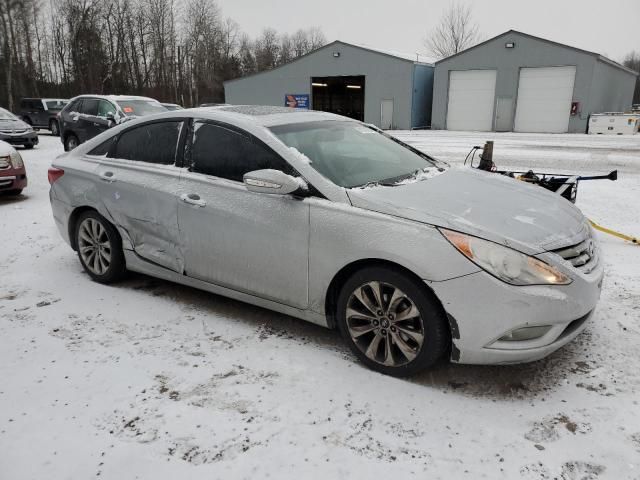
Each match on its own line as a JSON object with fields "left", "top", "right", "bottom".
{"left": 347, "top": 167, "right": 588, "bottom": 253}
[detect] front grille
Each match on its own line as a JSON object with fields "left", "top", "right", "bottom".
{"left": 0, "top": 158, "right": 10, "bottom": 170}
{"left": 552, "top": 235, "right": 598, "bottom": 274}
{"left": 0, "top": 129, "right": 27, "bottom": 134}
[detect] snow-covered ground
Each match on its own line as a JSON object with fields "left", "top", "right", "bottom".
{"left": 1, "top": 131, "right": 639, "bottom": 479}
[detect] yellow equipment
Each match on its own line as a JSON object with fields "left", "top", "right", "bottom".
{"left": 589, "top": 220, "right": 639, "bottom": 245}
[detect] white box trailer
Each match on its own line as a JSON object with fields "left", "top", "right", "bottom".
{"left": 589, "top": 113, "right": 639, "bottom": 135}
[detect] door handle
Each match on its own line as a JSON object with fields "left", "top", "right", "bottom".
{"left": 180, "top": 193, "right": 206, "bottom": 207}
{"left": 99, "top": 171, "right": 116, "bottom": 182}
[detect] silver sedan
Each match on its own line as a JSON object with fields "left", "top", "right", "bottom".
{"left": 49, "top": 106, "right": 604, "bottom": 376}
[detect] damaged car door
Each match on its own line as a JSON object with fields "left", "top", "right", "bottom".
{"left": 93, "top": 120, "right": 186, "bottom": 272}
{"left": 178, "top": 120, "right": 310, "bottom": 309}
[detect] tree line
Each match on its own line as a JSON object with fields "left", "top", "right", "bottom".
{"left": 0, "top": 0, "right": 327, "bottom": 110}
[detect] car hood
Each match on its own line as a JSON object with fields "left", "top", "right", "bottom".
{"left": 347, "top": 167, "right": 588, "bottom": 254}
{"left": 0, "top": 139, "right": 16, "bottom": 156}
{"left": 0, "top": 118, "right": 31, "bottom": 130}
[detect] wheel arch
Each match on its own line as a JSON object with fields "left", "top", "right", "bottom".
{"left": 68, "top": 206, "right": 124, "bottom": 252}
{"left": 324, "top": 258, "right": 450, "bottom": 334}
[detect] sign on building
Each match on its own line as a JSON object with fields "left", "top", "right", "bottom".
{"left": 285, "top": 94, "right": 309, "bottom": 109}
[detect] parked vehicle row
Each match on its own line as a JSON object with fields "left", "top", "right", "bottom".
{"left": 1, "top": 95, "right": 185, "bottom": 152}
{"left": 48, "top": 106, "right": 604, "bottom": 376}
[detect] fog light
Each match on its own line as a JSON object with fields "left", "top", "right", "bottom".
{"left": 499, "top": 326, "right": 552, "bottom": 342}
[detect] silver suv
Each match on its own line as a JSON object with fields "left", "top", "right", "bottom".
{"left": 49, "top": 106, "right": 603, "bottom": 376}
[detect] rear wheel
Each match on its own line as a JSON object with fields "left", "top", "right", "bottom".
{"left": 65, "top": 134, "right": 79, "bottom": 151}
{"left": 336, "top": 266, "right": 450, "bottom": 377}
{"left": 50, "top": 119, "right": 60, "bottom": 136}
{"left": 75, "top": 211, "right": 126, "bottom": 283}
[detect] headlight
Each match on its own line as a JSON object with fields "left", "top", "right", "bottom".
{"left": 9, "top": 151, "right": 24, "bottom": 169}
{"left": 440, "top": 228, "right": 572, "bottom": 286}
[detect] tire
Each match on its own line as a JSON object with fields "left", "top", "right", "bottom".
{"left": 336, "top": 266, "right": 450, "bottom": 377}
{"left": 64, "top": 133, "right": 79, "bottom": 151}
{"left": 23, "top": 144, "right": 34, "bottom": 150}
{"left": 3, "top": 189, "right": 22, "bottom": 196}
{"left": 50, "top": 119, "right": 60, "bottom": 136}
{"left": 75, "top": 210, "right": 126, "bottom": 284}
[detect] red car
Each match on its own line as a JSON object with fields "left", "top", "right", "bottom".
{"left": 0, "top": 140, "right": 27, "bottom": 195}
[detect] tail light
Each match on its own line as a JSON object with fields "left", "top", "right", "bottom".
{"left": 48, "top": 167, "right": 64, "bottom": 185}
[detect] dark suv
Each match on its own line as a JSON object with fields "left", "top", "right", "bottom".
{"left": 59, "top": 95, "right": 167, "bottom": 151}
{"left": 18, "top": 98, "right": 68, "bottom": 136}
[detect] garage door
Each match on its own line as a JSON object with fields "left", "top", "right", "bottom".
{"left": 446, "top": 70, "right": 497, "bottom": 131}
{"left": 514, "top": 66, "right": 576, "bottom": 133}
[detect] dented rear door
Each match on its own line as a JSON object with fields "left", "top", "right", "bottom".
{"left": 93, "top": 120, "right": 186, "bottom": 272}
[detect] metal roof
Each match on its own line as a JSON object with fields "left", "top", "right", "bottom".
{"left": 435, "top": 30, "right": 638, "bottom": 76}
{"left": 224, "top": 40, "right": 434, "bottom": 85}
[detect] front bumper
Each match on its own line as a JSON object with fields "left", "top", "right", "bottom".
{"left": 0, "top": 168, "right": 28, "bottom": 191}
{"left": 428, "top": 257, "right": 604, "bottom": 365}
{"left": 0, "top": 131, "right": 38, "bottom": 147}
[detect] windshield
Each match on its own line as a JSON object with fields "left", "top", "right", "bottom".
{"left": 270, "top": 121, "right": 441, "bottom": 188}
{"left": 46, "top": 100, "right": 68, "bottom": 110}
{"left": 0, "top": 108, "right": 18, "bottom": 120}
{"left": 116, "top": 99, "right": 167, "bottom": 117}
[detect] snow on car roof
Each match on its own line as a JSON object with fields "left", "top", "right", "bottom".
{"left": 208, "top": 105, "right": 355, "bottom": 126}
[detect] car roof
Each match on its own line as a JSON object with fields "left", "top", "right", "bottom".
{"left": 71, "top": 94, "right": 161, "bottom": 103}
{"left": 189, "top": 105, "right": 357, "bottom": 127}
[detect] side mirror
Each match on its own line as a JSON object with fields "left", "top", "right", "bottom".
{"left": 106, "top": 114, "right": 116, "bottom": 127}
{"left": 243, "top": 169, "right": 304, "bottom": 195}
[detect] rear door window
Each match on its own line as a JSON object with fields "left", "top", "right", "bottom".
{"left": 189, "top": 121, "right": 294, "bottom": 182}
{"left": 110, "top": 121, "right": 183, "bottom": 165}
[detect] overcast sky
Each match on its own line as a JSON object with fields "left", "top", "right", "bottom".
{"left": 217, "top": 0, "right": 639, "bottom": 62}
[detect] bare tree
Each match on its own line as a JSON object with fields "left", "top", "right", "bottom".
{"left": 424, "top": 2, "right": 480, "bottom": 59}
{"left": 0, "top": 0, "right": 325, "bottom": 108}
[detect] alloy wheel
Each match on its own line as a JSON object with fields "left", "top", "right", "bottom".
{"left": 346, "top": 281, "right": 425, "bottom": 367}
{"left": 78, "top": 218, "right": 112, "bottom": 276}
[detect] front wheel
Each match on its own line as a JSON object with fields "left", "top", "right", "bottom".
{"left": 75, "top": 211, "right": 126, "bottom": 283}
{"left": 336, "top": 266, "right": 450, "bottom": 377}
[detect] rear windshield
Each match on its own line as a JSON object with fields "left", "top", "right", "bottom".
{"left": 0, "top": 108, "right": 17, "bottom": 120}
{"left": 115, "top": 100, "right": 167, "bottom": 117}
{"left": 46, "top": 100, "right": 68, "bottom": 110}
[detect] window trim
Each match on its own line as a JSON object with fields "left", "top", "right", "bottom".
{"left": 105, "top": 118, "right": 189, "bottom": 167}
{"left": 185, "top": 118, "right": 299, "bottom": 183}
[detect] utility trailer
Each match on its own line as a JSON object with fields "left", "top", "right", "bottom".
{"left": 588, "top": 112, "right": 639, "bottom": 135}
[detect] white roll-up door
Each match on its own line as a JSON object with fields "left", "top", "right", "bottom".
{"left": 446, "top": 70, "right": 497, "bottom": 131}
{"left": 514, "top": 66, "right": 576, "bottom": 133}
